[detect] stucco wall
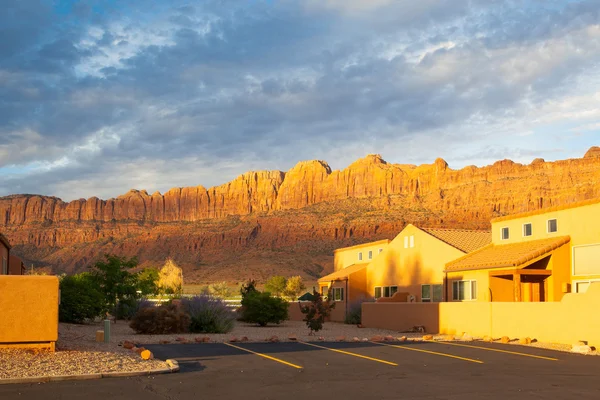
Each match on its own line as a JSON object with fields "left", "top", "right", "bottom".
{"left": 0, "top": 276, "right": 59, "bottom": 346}
{"left": 367, "top": 225, "right": 465, "bottom": 301}
{"left": 333, "top": 240, "right": 390, "bottom": 271}
{"left": 362, "top": 282, "right": 600, "bottom": 347}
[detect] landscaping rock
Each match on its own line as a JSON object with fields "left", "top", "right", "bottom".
{"left": 501, "top": 336, "right": 511, "bottom": 344}
{"left": 288, "top": 335, "right": 298, "bottom": 341}
{"left": 158, "top": 340, "right": 171, "bottom": 345}
{"left": 318, "top": 336, "right": 325, "bottom": 341}
{"left": 461, "top": 334, "right": 474, "bottom": 342}
{"left": 229, "top": 337, "right": 238, "bottom": 343}
{"left": 423, "top": 335, "right": 434, "bottom": 341}
{"left": 444, "top": 335, "right": 456, "bottom": 341}
{"left": 362, "top": 338, "right": 369, "bottom": 342}
{"left": 571, "top": 342, "right": 593, "bottom": 354}
{"left": 384, "top": 335, "right": 394, "bottom": 342}
{"left": 336, "top": 336, "right": 346, "bottom": 342}
{"left": 357, "top": 324, "right": 364, "bottom": 328}
{"left": 397, "top": 336, "right": 407, "bottom": 342}
{"left": 140, "top": 350, "right": 154, "bottom": 360}
{"left": 175, "top": 337, "right": 187, "bottom": 342}
{"left": 240, "top": 336, "right": 249, "bottom": 342}
{"left": 122, "top": 341, "right": 135, "bottom": 350}
{"left": 482, "top": 336, "right": 493, "bottom": 342}
{"left": 352, "top": 337, "right": 360, "bottom": 342}
{"left": 268, "top": 335, "right": 279, "bottom": 343}
{"left": 371, "top": 335, "right": 384, "bottom": 342}
{"left": 518, "top": 337, "right": 532, "bottom": 345}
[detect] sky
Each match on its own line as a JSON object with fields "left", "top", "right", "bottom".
{"left": 1, "top": 0, "right": 600, "bottom": 201}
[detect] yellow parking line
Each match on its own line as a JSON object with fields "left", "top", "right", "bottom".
{"left": 298, "top": 341, "right": 398, "bottom": 366}
{"left": 223, "top": 343, "right": 303, "bottom": 369}
{"left": 372, "top": 341, "right": 484, "bottom": 364}
{"left": 428, "top": 341, "right": 558, "bottom": 361}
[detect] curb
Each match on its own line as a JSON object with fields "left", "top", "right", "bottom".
{"left": 0, "top": 360, "right": 179, "bottom": 385}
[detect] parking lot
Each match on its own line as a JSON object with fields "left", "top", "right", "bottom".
{"left": 2, "top": 340, "right": 600, "bottom": 399}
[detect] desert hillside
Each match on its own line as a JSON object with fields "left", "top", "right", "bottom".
{"left": 2, "top": 147, "right": 600, "bottom": 283}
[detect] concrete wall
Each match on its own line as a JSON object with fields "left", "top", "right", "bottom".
{"left": 366, "top": 225, "right": 465, "bottom": 301}
{"left": 0, "top": 276, "right": 59, "bottom": 349}
{"left": 362, "top": 282, "right": 600, "bottom": 347}
{"left": 334, "top": 240, "right": 390, "bottom": 271}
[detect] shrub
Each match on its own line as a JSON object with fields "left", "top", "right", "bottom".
{"left": 181, "top": 296, "right": 235, "bottom": 334}
{"left": 59, "top": 273, "right": 105, "bottom": 323}
{"left": 209, "top": 281, "right": 232, "bottom": 298}
{"left": 240, "top": 291, "right": 289, "bottom": 326}
{"left": 90, "top": 254, "right": 139, "bottom": 314}
{"left": 284, "top": 276, "right": 305, "bottom": 300}
{"left": 264, "top": 276, "right": 287, "bottom": 297}
{"left": 130, "top": 302, "right": 190, "bottom": 334}
{"left": 344, "top": 299, "right": 371, "bottom": 325}
{"left": 114, "top": 298, "right": 154, "bottom": 321}
{"left": 137, "top": 268, "right": 159, "bottom": 296}
{"left": 300, "top": 290, "right": 335, "bottom": 334}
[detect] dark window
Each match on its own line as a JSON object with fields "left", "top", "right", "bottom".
{"left": 548, "top": 219, "right": 558, "bottom": 233}
{"left": 368, "top": 251, "right": 373, "bottom": 260}
{"left": 501, "top": 227, "right": 510, "bottom": 240}
{"left": 374, "top": 287, "right": 382, "bottom": 299}
{"left": 523, "top": 223, "right": 532, "bottom": 237}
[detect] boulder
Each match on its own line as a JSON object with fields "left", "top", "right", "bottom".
{"left": 288, "top": 335, "right": 298, "bottom": 341}
{"left": 175, "top": 336, "right": 187, "bottom": 342}
{"left": 571, "top": 341, "right": 593, "bottom": 354}
{"left": 518, "top": 337, "right": 532, "bottom": 345}
{"left": 461, "top": 334, "right": 474, "bottom": 342}
{"left": 159, "top": 340, "right": 171, "bottom": 344}
{"left": 397, "top": 336, "right": 408, "bottom": 342}
{"left": 229, "top": 337, "right": 238, "bottom": 343}
{"left": 268, "top": 335, "right": 279, "bottom": 343}
{"left": 240, "top": 336, "right": 249, "bottom": 342}
{"left": 141, "top": 350, "right": 154, "bottom": 360}
{"left": 336, "top": 336, "right": 346, "bottom": 342}
{"left": 481, "top": 336, "right": 493, "bottom": 343}
{"left": 352, "top": 337, "right": 361, "bottom": 342}
{"left": 370, "top": 335, "right": 384, "bottom": 342}
{"left": 500, "top": 336, "right": 511, "bottom": 344}
{"left": 384, "top": 335, "right": 395, "bottom": 342}
{"left": 361, "top": 338, "right": 369, "bottom": 342}
{"left": 423, "top": 335, "right": 434, "bottom": 341}
{"left": 318, "top": 336, "right": 325, "bottom": 341}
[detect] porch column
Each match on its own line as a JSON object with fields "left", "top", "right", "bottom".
{"left": 513, "top": 273, "right": 521, "bottom": 302}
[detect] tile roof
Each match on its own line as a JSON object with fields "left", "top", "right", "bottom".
{"left": 492, "top": 197, "right": 600, "bottom": 223}
{"left": 420, "top": 228, "right": 492, "bottom": 253}
{"left": 445, "top": 236, "right": 571, "bottom": 272}
{"left": 318, "top": 263, "right": 369, "bottom": 282}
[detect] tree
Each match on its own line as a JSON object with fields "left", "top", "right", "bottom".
{"left": 264, "top": 275, "right": 287, "bottom": 297}
{"left": 240, "top": 291, "right": 289, "bottom": 326}
{"left": 137, "top": 267, "right": 159, "bottom": 296}
{"left": 59, "top": 273, "right": 105, "bottom": 323}
{"left": 300, "top": 289, "right": 336, "bottom": 334}
{"left": 209, "top": 281, "right": 232, "bottom": 298}
{"left": 284, "top": 276, "right": 306, "bottom": 299}
{"left": 90, "top": 254, "right": 139, "bottom": 315}
{"left": 158, "top": 258, "right": 183, "bottom": 295}
{"left": 240, "top": 279, "right": 257, "bottom": 297}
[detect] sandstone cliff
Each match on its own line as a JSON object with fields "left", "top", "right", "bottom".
{"left": 2, "top": 148, "right": 600, "bottom": 281}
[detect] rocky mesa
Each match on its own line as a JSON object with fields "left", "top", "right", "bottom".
{"left": 2, "top": 147, "right": 600, "bottom": 282}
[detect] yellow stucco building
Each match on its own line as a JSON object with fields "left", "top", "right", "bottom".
{"left": 319, "top": 225, "right": 491, "bottom": 307}
{"left": 445, "top": 198, "right": 600, "bottom": 302}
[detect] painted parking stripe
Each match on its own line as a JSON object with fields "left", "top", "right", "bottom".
{"left": 372, "top": 341, "right": 484, "bottom": 364}
{"left": 427, "top": 341, "right": 558, "bottom": 361}
{"left": 297, "top": 341, "right": 398, "bottom": 366}
{"left": 223, "top": 343, "right": 303, "bottom": 369}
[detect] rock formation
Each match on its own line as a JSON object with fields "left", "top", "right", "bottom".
{"left": 2, "top": 148, "right": 600, "bottom": 281}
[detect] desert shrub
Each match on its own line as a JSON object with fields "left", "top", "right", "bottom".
{"left": 114, "top": 298, "right": 154, "bottom": 321}
{"left": 59, "top": 273, "right": 105, "bottom": 323}
{"left": 209, "top": 281, "right": 232, "bottom": 298}
{"left": 181, "top": 296, "right": 235, "bottom": 334}
{"left": 300, "top": 290, "right": 335, "bottom": 334}
{"left": 240, "top": 291, "right": 289, "bottom": 326}
{"left": 130, "top": 302, "right": 190, "bottom": 334}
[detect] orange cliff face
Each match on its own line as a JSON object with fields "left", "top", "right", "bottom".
{"left": 2, "top": 148, "right": 600, "bottom": 281}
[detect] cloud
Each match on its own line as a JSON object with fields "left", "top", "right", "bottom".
{"left": 1, "top": 0, "right": 600, "bottom": 201}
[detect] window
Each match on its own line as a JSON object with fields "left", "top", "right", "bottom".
{"left": 333, "top": 287, "right": 344, "bottom": 301}
{"left": 321, "top": 286, "right": 329, "bottom": 297}
{"left": 573, "top": 244, "right": 600, "bottom": 276}
{"left": 409, "top": 235, "right": 415, "bottom": 248}
{"left": 368, "top": 250, "right": 373, "bottom": 260}
{"left": 404, "top": 237, "right": 409, "bottom": 248}
{"left": 501, "top": 227, "right": 510, "bottom": 240}
{"left": 573, "top": 280, "right": 600, "bottom": 293}
{"left": 375, "top": 286, "right": 397, "bottom": 299}
{"left": 358, "top": 252, "right": 363, "bottom": 261}
{"left": 452, "top": 280, "right": 477, "bottom": 301}
{"left": 421, "top": 284, "right": 443, "bottom": 302}
{"left": 547, "top": 219, "right": 558, "bottom": 233}
{"left": 523, "top": 223, "right": 532, "bottom": 237}
{"left": 378, "top": 248, "right": 384, "bottom": 254}
{"left": 1, "top": 257, "right": 6, "bottom": 275}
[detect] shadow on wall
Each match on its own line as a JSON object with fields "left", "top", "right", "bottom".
{"left": 371, "top": 250, "right": 433, "bottom": 302}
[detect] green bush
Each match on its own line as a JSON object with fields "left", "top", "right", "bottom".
{"left": 114, "top": 298, "right": 153, "bottom": 320}
{"left": 59, "top": 273, "right": 105, "bottom": 323}
{"left": 344, "top": 300, "right": 370, "bottom": 325}
{"left": 129, "top": 302, "right": 190, "bottom": 334}
{"left": 300, "top": 290, "right": 335, "bottom": 333}
{"left": 240, "top": 291, "right": 289, "bottom": 326}
{"left": 182, "top": 296, "right": 235, "bottom": 334}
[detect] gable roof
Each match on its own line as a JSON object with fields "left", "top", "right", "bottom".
{"left": 420, "top": 228, "right": 492, "bottom": 253}
{"left": 318, "top": 263, "right": 369, "bottom": 283}
{"left": 491, "top": 197, "right": 600, "bottom": 223}
{"left": 445, "top": 236, "right": 571, "bottom": 272}
{"left": 333, "top": 240, "right": 391, "bottom": 253}
{"left": 0, "top": 233, "right": 11, "bottom": 250}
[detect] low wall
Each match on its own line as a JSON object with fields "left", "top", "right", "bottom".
{"left": 362, "top": 283, "right": 600, "bottom": 347}
{"left": 0, "top": 276, "right": 59, "bottom": 350}
{"left": 288, "top": 301, "right": 346, "bottom": 323}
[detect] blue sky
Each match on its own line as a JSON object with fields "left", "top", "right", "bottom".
{"left": 1, "top": 0, "right": 600, "bottom": 201}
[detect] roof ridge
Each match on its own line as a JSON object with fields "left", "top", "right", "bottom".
{"left": 491, "top": 197, "right": 600, "bottom": 223}
{"left": 422, "top": 227, "right": 491, "bottom": 233}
